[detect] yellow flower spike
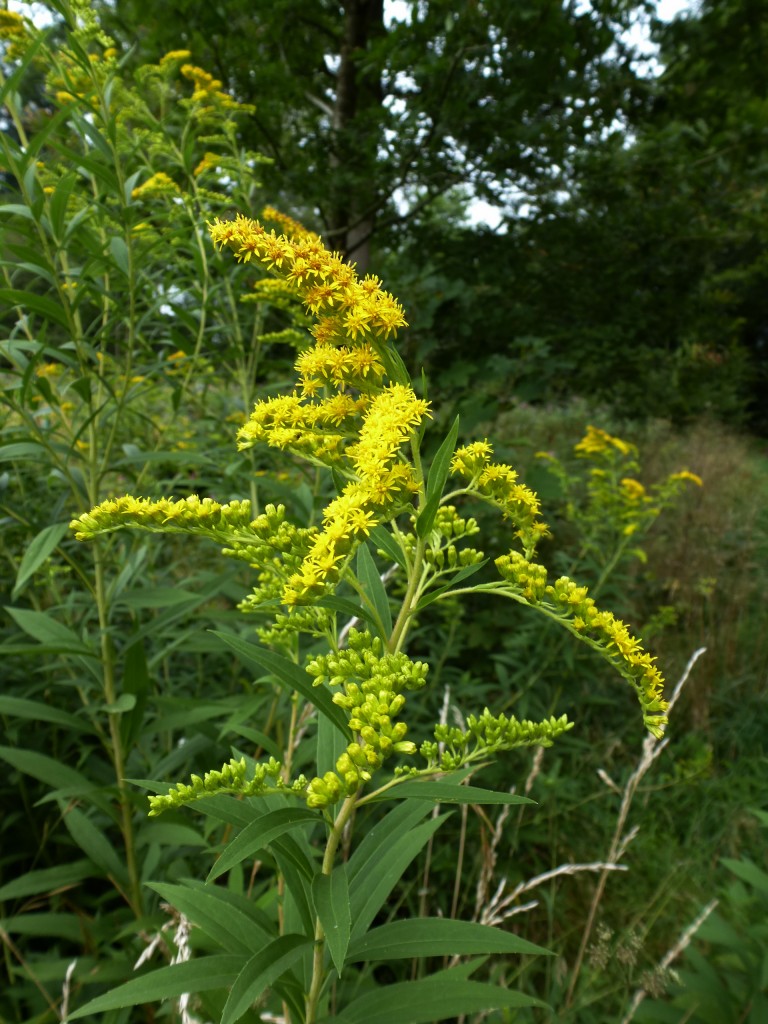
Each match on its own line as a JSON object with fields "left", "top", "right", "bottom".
{"left": 669, "top": 470, "right": 703, "bottom": 487}
{"left": 620, "top": 478, "right": 646, "bottom": 500}
{"left": 160, "top": 49, "right": 192, "bottom": 65}
{"left": 132, "top": 172, "right": 181, "bottom": 199}
{"left": 575, "top": 424, "right": 637, "bottom": 458}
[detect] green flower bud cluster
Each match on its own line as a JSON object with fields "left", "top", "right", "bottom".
{"left": 424, "top": 544, "right": 484, "bottom": 571}
{"left": 399, "top": 506, "right": 485, "bottom": 572}
{"left": 223, "top": 503, "right": 313, "bottom": 562}
{"left": 228, "top": 505, "right": 334, "bottom": 643}
{"left": 147, "top": 756, "right": 308, "bottom": 817}
{"left": 465, "top": 709, "right": 573, "bottom": 750}
{"left": 304, "top": 629, "right": 427, "bottom": 808}
{"left": 495, "top": 550, "right": 548, "bottom": 602}
{"left": 307, "top": 628, "right": 429, "bottom": 693}
{"left": 414, "top": 711, "right": 573, "bottom": 773}
{"left": 256, "top": 605, "right": 335, "bottom": 650}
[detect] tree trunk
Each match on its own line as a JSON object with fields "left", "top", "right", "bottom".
{"left": 329, "top": 0, "right": 384, "bottom": 271}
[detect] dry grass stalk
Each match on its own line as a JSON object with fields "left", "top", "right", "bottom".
{"left": 564, "top": 646, "right": 707, "bottom": 1007}
{"left": 621, "top": 898, "right": 719, "bottom": 1023}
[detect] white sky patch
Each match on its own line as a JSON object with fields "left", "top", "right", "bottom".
{"left": 8, "top": 1, "right": 55, "bottom": 27}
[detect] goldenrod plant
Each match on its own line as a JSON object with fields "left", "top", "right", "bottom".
{"left": 67, "top": 211, "right": 677, "bottom": 1024}
{"left": 537, "top": 424, "right": 702, "bottom": 590}
{"left": 0, "top": 3, "right": 304, "bottom": 1016}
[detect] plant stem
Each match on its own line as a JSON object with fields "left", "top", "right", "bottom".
{"left": 93, "top": 545, "right": 143, "bottom": 918}
{"left": 305, "top": 795, "right": 358, "bottom": 1024}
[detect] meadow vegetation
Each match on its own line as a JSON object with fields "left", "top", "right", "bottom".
{"left": 1, "top": 2, "right": 766, "bottom": 1022}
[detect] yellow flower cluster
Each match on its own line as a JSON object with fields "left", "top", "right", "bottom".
{"left": 192, "top": 152, "right": 219, "bottom": 177}
{"left": 305, "top": 630, "right": 427, "bottom": 808}
{"left": 180, "top": 62, "right": 254, "bottom": 114}
{"left": 71, "top": 494, "right": 254, "bottom": 543}
{"left": 159, "top": 49, "right": 192, "bottom": 65}
{"left": 131, "top": 171, "right": 181, "bottom": 199}
{"left": 0, "top": 9, "right": 26, "bottom": 38}
{"left": 261, "top": 205, "right": 321, "bottom": 244}
{"left": 575, "top": 425, "right": 635, "bottom": 458}
{"left": 208, "top": 215, "right": 407, "bottom": 343}
{"left": 620, "top": 477, "right": 647, "bottom": 501}
{"left": 669, "top": 470, "right": 703, "bottom": 487}
{"left": 209, "top": 212, "right": 424, "bottom": 604}
{"left": 451, "top": 441, "right": 548, "bottom": 557}
{"left": 496, "top": 550, "right": 668, "bottom": 736}
{"left": 282, "top": 385, "right": 429, "bottom": 604}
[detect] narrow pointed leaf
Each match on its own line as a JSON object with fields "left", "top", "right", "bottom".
{"left": 4, "top": 606, "right": 96, "bottom": 656}
{"left": 0, "top": 747, "right": 107, "bottom": 811}
{"left": 207, "top": 808, "right": 320, "bottom": 883}
{"left": 721, "top": 857, "right": 768, "bottom": 895}
{"left": 0, "top": 696, "right": 90, "bottom": 733}
{"left": 356, "top": 541, "right": 392, "bottom": 639}
{"left": 332, "top": 976, "right": 547, "bottom": 1024}
{"left": 0, "top": 288, "right": 70, "bottom": 327}
{"left": 350, "top": 813, "right": 452, "bottom": 938}
{"left": 416, "top": 415, "right": 460, "bottom": 539}
{"left": 147, "top": 882, "right": 271, "bottom": 954}
{"left": 369, "top": 525, "right": 407, "bottom": 569}
{"left": 312, "top": 866, "right": 351, "bottom": 975}
{"left": 61, "top": 806, "right": 128, "bottom": 887}
{"left": 67, "top": 955, "right": 245, "bottom": 1019}
{"left": 414, "top": 559, "right": 489, "bottom": 611}
{"left": 0, "top": 859, "right": 93, "bottom": 902}
{"left": 346, "top": 918, "right": 551, "bottom": 962}
{"left": 211, "top": 631, "right": 351, "bottom": 739}
{"left": 221, "top": 935, "right": 310, "bottom": 1024}
{"left": 316, "top": 595, "right": 375, "bottom": 629}
{"left": 12, "top": 522, "right": 69, "bottom": 598}
{"left": 379, "top": 781, "right": 534, "bottom": 806}
{"left": 347, "top": 797, "right": 433, "bottom": 890}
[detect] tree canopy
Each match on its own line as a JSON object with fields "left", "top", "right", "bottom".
{"left": 82, "top": 0, "right": 768, "bottom": 429}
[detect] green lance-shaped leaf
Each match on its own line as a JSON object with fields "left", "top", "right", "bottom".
{"left": 67, "top": 955, "right": 246, "bottom": 1019}
{"left": 346, "top": 917, "right": 551, "bottom": 962}
{"left": 4, "top": 606, "right": 97, "bottom": 657}
{"left": 368, "top": 524, "right": 407, "bottom": 569}
{"left": 12, "top": 521, "right": 69, "bottom": 599}
{"left": 0, "top": 746, "right": 111, "bottom": 815}
{"left": 350, "top": 813, "right": 452, "bottom": 939}
{"left": 0, "top": 859, "right": 93, "bottom": 902}
{"left": 312, "top": 865, "right": 351, "bottom": 976}
{"left": 207, "top": 807, "right": 320, "bottom": 882}
{"left": 721, "top": 857, "right": 768, "bottom": 896}
{"left": 330, "top": 974, "right": 548, "bottom": 1024}
{"left": 0, "top": 696, "right": 91, "bottom": 734}
{"left": 355, "top": 541, "right": 392, "bottom": 639}
{"left": 416, "top": 414, "right": 459, "bottom": 539}
{"left": 0, "top": 288, "right": 70, "bottom": 327}
{"left": 211, "top": 630, "right": 351, "bottom": 739}
{"left": 372, "top": 781, "right": 535, "bottom": 806}
{"left": 147, "top": 881, "right": 271, "bottom": 955}
{"left": 60, "top": 806, "right": 129, "bottom": 889}
{"left": 221, "top": 935, "right": 311, "bottom": 1024}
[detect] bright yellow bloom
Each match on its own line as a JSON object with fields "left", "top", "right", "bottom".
{"left": 0, "top": 10, "right": 26, "bottom": 37}
{"left": 132, "top": 172, "right": 181, "bottom": 199}
{"left": 160, "top": 49, "right": 192, "bottom": 64}
{"left": 669, "top": 470, "right": 703, "bottom": 487}
{"left": 575, "top": 425, "right": 636, "bottom": 458}
{"left": 620, "top": 477, "right": 646, "bottom": 501}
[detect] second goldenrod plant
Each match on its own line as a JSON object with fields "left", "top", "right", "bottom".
{"left": 69, "top": 211, "right": 692, "bottom": 1023}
